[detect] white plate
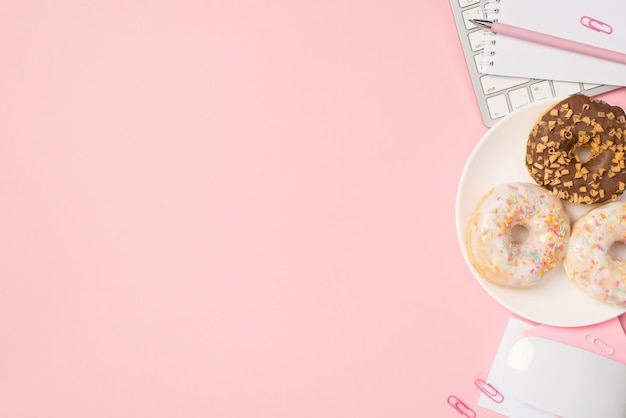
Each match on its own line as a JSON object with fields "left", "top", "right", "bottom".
{"left": 456, "top": 98, "right": 626, "bottom": 327}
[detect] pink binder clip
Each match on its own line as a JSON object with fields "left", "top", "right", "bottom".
{"left": 475, "top": 378, "right": 505, "bottom": 403}
{"left": 580, "top": 16, "right": 613, "bottom": 34}
{"left": 447, "top": 395, "right": 476, "bottom": 418}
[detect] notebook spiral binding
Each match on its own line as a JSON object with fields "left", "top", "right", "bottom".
{"left": 479, "top": 0, "right": 500, "bottom": 71}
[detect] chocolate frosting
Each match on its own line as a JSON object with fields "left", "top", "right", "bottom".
{"left": 526, "top": 94, "right": 626, "bottom": 204}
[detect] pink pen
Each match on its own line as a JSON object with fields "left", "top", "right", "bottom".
{"left": 470, "top": 19, "right": 626, "bottom": 65}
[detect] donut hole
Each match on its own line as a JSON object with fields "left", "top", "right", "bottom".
{"left": 511, "top": 224, "right": 530, "bottom": 244}
{"left": 572, "top": 145, "right": 592, "bottom": 163}
{"left": 609, "top": 241, "right": 626, "bottom": 263}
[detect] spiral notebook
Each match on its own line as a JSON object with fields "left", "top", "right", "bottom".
{"left": 478, "top": 0, "right": 626, "bottom": 86}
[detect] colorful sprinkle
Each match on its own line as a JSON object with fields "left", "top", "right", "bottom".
{"left": 467, "top": 182, "right": 570, "bottom": 287}
{"left": 564, "top": 202, "right": 626, "bottom": 305}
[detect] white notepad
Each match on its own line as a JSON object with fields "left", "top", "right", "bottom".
{"left": 478, "top": 0, "right": 626, "bottom": 86}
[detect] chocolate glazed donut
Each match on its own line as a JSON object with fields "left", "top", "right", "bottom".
{"left": 526, "top": 94, "right": 626, "bottom": 204}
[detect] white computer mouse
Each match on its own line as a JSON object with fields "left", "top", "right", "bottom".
{"left": 503, "top": 336, "right": 626, "bottom": 418}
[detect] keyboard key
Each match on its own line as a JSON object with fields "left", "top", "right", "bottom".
{"left": 509, "top": 87, "right": 531, "bottom": 111}
{"left": 530, "top": 81, "right": 554, "bottom": 101}
{"left": 583, "top": 83, "right": 601, "bottom": 90}
{"left": 473, "top": 52, "right": 485, "bottom": 72}
{"left": 467, "top": 29, "right": 485, "bottom": 52}
{"left": 462, "top": 7, "right": 484, "bottom": 30}
{"left": 486, "top": 94, "right": 510, "bottom": 119}
{"left": 552, "top": 81, "right": 581, "bottom": 97}
{"left": 459, "top": 0, "right": 480, "bottom": 7}
{"left": 480, "top": 74, "right": 530, "bottom": 95}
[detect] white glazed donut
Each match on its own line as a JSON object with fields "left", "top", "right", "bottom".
{"left": 564, "top": 202, "right": 626, "bottom": 305}
{"left": 466, "top": 182, "right": 570, "bottom": 288}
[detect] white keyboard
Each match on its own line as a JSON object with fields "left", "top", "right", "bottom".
{"left": 449, "top": 0, "right": 619, "bottom": 127}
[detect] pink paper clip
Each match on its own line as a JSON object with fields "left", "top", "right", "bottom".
{"left": 474, "top": 378, "right": 504, "bottom": 403}
{"left": 447, "top": 395, "right": 476, "bottom": 418}
{"left": 580, "top": 16, "right": 613, "bottom": 34}
{"left": 585, "top": 333, "right": 616, "bottom": 356}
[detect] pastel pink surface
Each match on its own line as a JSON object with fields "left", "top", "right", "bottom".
{"left": 1, "top": 1, "right": 624, "bottom": 417}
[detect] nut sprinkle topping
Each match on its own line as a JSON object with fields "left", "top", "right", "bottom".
{"left": 526, "top": 94, "right": 626, "bottom": 204}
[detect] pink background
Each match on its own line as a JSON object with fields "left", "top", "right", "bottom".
{"left": 2, "top": 1, "right": 625, "bottom": 417}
